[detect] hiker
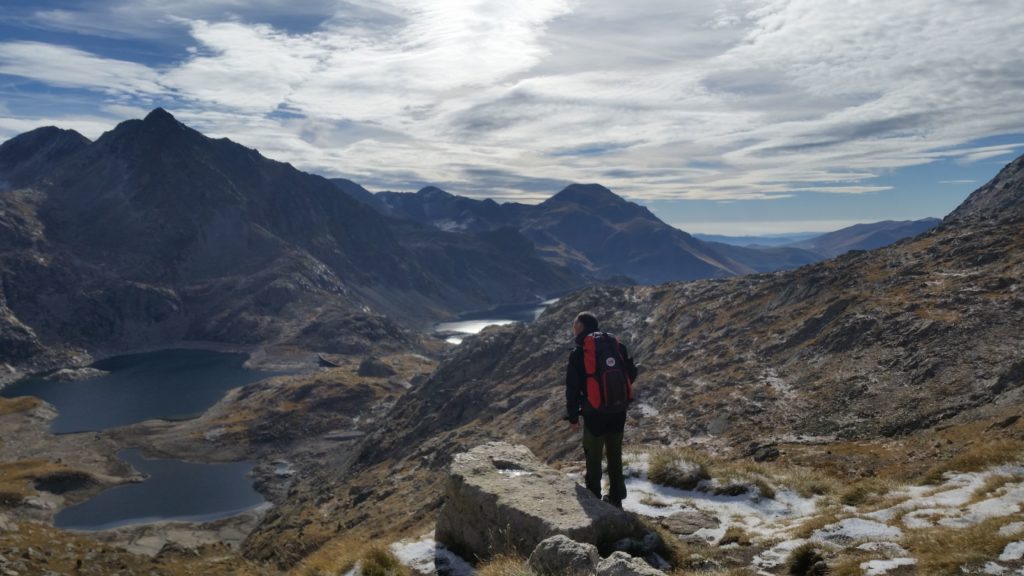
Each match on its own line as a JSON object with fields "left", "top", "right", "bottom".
{"left": 566, "top": 312, "right": 638, "bottom": 508}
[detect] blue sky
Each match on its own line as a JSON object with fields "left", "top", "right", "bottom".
{"left": 1, "top": 0, "right": 1022, "bottom": 234}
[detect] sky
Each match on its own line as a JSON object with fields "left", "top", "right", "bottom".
{"left": 1, "top": 0, "right": 1022, "bottom": 235}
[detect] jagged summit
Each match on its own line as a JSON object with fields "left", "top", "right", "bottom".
{"left": 143, "top": 107, "right": 177, "bottom": 123}
{"left": 947, "top": 152, "right": 1024, "bottom": 224}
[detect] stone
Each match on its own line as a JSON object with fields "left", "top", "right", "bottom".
{"left": 435, "top": 442, "right": 637, "bottom": 562}
{"left": 0, "top": 513, "right": 13, "bottom": 532}
{"left": 660, "top": 510, "right": 720, "bottom": 536}
{"left": 596, "top": 551, "right": 667, "bottom": 576}
{"left": 528, "top": 535, "right": 599, "bottom": 576}
{"left": 357, "top": 356, "right": 396, "bottom": 378}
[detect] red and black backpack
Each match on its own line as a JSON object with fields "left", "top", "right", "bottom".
{"left": 582, "top": 332, "right": 633, "bottom": 413}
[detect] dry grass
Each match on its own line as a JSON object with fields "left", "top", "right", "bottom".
{"left": 0, "top": 396, "right": 40, "bottom": 415}
{"left": 648, "top": 447, "right": 711, "bottom": 490}
{"left": 0, "top": 460, "right": 79, "bottom": 502}
{"left": 920, "top": 439, "right": 1024, "bottom": 485}
{"left": 839, "top": 477, "right": 898, "bottom": 507}
{"left": 902, "top": 515, "right": 1020, "bottom": 574}
{"left": 476, "top": 554, "right": 536, "bottom": 576}
{"left": 287, "top": 533, "right": 368, "bottom": 576}
{"left": 785, "top": 543, "right": 827, "bottom": 576}
{"left": 968, "top": 473, "right": 1024, "bottom": 504}
{"left": 360, "top": 544, "right": 410, "bottom": 576}
{"left": 718, "top": 526, "right": 752, "bottom": 546}
{"left": 790, "top": 511, "right": 843, "bottom": 539}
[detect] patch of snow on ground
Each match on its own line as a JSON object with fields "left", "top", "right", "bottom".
{"left": 866, "top": 466, "right": 1024, "bottom": 528}
{"left": 860, "top": 557, "right": 916, "bottom": 575}
{"left": 812, "top": 518, "right": 902, "bottom": 545}
{"left": 619, "top": 454, "right": 816, "bottom": 542}
{"left": 391, "top": 537, "right": 474, "bottom": 576}
{"left": 856, "top": 541, "right": 909, "bottom": 557}
{"left": 1000, "top": 522, "right": 1024, "bottom": 536}
{"left": 637, "top": 403, "right": 660, "bottom": 417}
{"left": 999, "top": 541, "right": 1024, "bottom": 562}
{"left": 984, "top": 561, "right": 1008, "bottom": 575}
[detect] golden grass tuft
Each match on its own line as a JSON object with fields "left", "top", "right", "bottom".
{"left": 360, "top": 544, "right": 410, "bottom": 576}
{"left": 718, "top": 525, "right": 752, "bottom": 546}
{"left": 839, "top": 477, "right": 898, "bottom": 507}
{"left": 475, "top": 554, "right": 536, "bottom": 576}
{"left": 648, "top": 447, "right": 711, "bottom": 490}
{"left": 785, "top": 543, "right": 827, "bottom": 576}
{"left": 920, "top": 439, "right": 1024, "bottom": 485}
{"left": 969, "top": 473, "right": 1024, "bottom": 504}
{"left": 902, "top": 515, "right": 1020, "bottom": 574}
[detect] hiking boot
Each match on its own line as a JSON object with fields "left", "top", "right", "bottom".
{"left": 602, "top": 495, "right": 622, "bottom": 509}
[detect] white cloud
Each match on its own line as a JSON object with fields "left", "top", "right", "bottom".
{"left": 2, "top": 0, "right": 1024, "bottom": 203}
{"left": 0, "top": 41, "right": 164, "bottom": 95}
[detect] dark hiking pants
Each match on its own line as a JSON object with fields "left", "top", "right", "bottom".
{"left": 582, "top": 425, "right": 626, "bottom": 502}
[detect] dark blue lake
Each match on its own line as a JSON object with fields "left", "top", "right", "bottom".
{"left": 55, "top": 449, "right": 264, "bottom": 531}
{"left": 0, "top": 349, "right": 275, "bottom": 433}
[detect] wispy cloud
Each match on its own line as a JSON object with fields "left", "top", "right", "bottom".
{"left": 1, "top": 0, "right": 1023, "bottom": 203}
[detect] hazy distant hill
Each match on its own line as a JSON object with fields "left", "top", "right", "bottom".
{"left": 790, "top": 218, "right": 941, "bottom": 257}
{"left": 353, "top": 182, "right": 822, "bottom": 284}
{"left": 0, "top": 109, "right": 582, "bottom": 366}
{"left": 694, "top": 232, "right": 822, "bottom": 247}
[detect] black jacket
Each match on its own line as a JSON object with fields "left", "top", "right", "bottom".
{"left": 565, "top": 332, "right": 638, "bottom": 435}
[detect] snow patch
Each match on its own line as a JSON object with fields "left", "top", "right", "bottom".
{"left": 999, "top": 541, "right": 1024, "bottom": 562}
{"left": 812, "top": 518, "right": 902, "bottom": 545}
{"left": 860, "top": 557, "right": 916, "bottom": 575}
{"left": 391, "top": 537, "right": 474, "bottom": 576}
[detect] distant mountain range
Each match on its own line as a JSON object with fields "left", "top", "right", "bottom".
{"left": 0, "top": 108, "right": 947, "bottom": 369}
{"left": 338, "top": 182, "right": 941, "bottom": 284}
{"left": 341, "top": 182, "right": 835, "bottom": 284}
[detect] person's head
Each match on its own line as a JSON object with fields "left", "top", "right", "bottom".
{"left": 573, "top": 312, "right": 599, "bottom": 337}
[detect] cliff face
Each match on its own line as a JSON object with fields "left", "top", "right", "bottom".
{"left": 0, "top": 110, "right": 583, "bottom": 364}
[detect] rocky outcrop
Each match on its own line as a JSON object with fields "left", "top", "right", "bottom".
{"left": 528, "top": 535, "right": 600, "bottom": 575}
{"left": 435, "top": 442, "right": 637, "bottom": 561}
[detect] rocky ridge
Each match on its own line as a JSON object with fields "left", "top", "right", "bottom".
{"left": 0, "top": 110, "right": 582, "bottom": 370}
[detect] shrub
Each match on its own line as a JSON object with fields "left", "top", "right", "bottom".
{"left": 785, "top": 543, "right": 827, "bottom": 576}
{"left": 648, "top": 448, "right": 710, "bottom": 490}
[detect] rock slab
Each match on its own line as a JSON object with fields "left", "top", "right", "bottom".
{"left": 435, "top": 442, "right": 636, "bottom": 561}
{"left": 597, "top": 551, "right": 667, "bottom": 576}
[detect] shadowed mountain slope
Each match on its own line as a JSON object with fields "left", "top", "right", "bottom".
{"left": 0, "top": 109, "right": 582, "bottom": 365}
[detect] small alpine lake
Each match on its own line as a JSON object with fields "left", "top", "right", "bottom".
{"left": 0, "top": 348, "right": 277, "bottom": 434}
{"left": 55, "top": 448, "right": 265, "bottom": 531}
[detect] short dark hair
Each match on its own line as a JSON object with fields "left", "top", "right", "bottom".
{"left": 574, "top": 312, "right": 599, "bottom": 334}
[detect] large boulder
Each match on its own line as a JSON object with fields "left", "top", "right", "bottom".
{"left": 435, "top": 442, "right": 637, "bottom": 562}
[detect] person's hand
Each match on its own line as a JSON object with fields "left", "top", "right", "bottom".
{"left": 569, "top": 421, "right": 580, "bottom": 433}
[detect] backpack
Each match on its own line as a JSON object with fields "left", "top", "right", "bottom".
{"left": 582, "top": 332, "right": 633, "bottom": 413}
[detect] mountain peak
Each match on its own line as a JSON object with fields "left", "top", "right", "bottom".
{"left": 416, "top": 186, "right": 453, "bottom": 198}
{"left": 144, "top": 107, "right": 178, "bottom": 124}
{"left": 0, "top": 126, "right": 91, "bottom": 186}
{"left": 544, "top": 183, "right": 625, "bottom": 206}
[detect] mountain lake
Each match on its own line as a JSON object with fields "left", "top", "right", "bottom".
{"left": 55, "top": 448, "right": 265, "bottom": 531}
{"left": 1, "top": 348, "right": 276, "bottom": 529}
{"left": 433, "top": 296, "right": 560, "bottom": 344}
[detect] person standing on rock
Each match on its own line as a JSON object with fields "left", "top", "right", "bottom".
{"left": 566, "top": 312, "right": 638, "bottom": 508}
